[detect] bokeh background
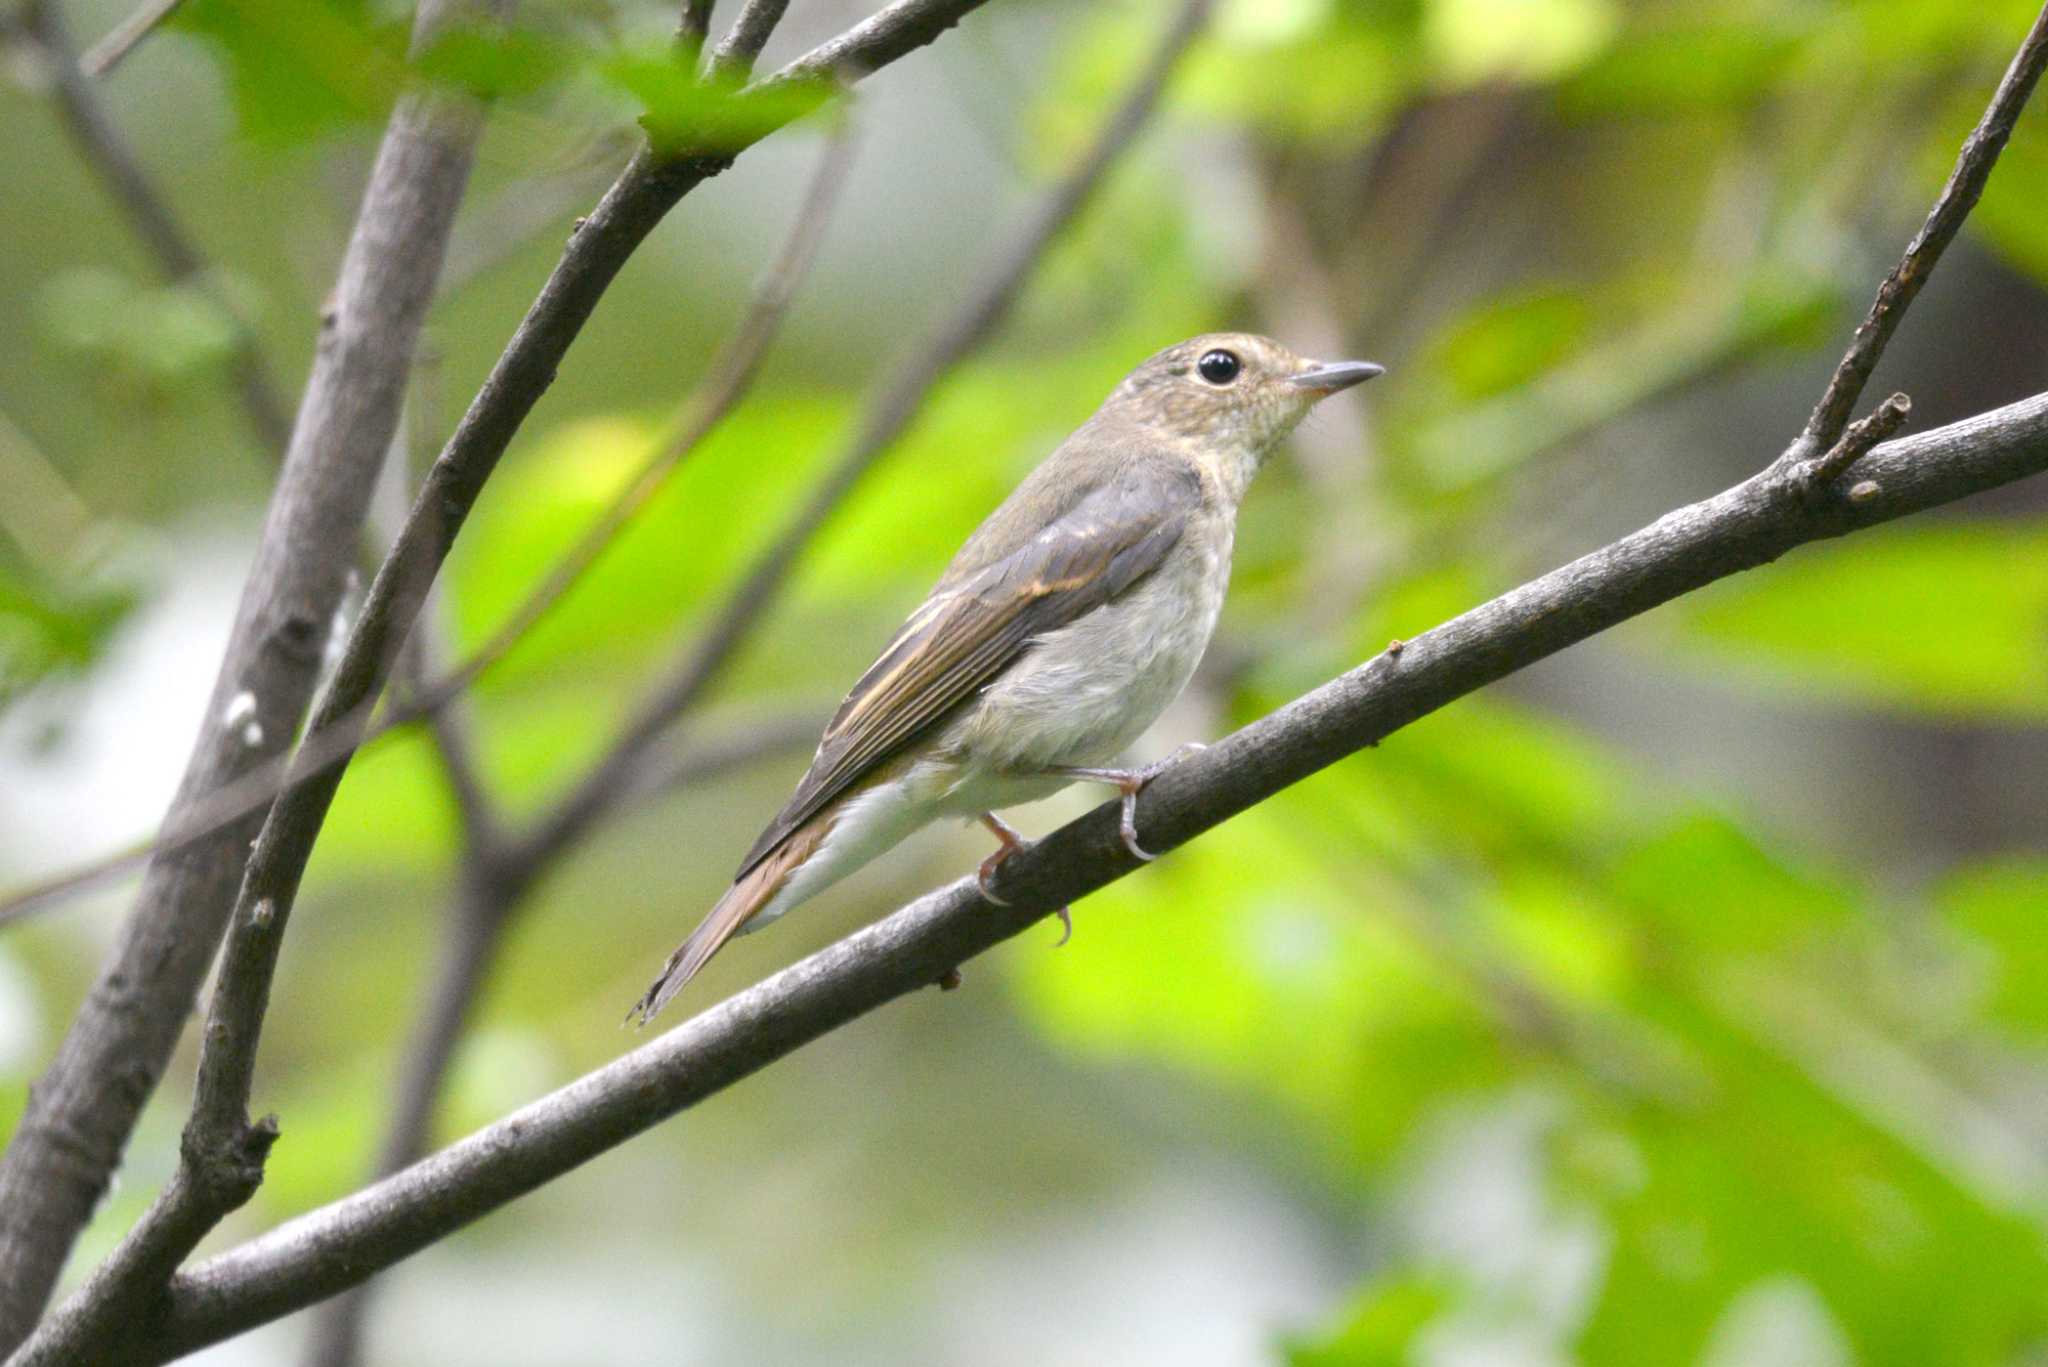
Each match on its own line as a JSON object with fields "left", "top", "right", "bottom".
{"left": 4, "top": 0, "right": 2048, "bottom": 1362}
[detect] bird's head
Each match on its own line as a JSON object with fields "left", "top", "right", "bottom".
{"left": 1104, "top": 332, "right": 1384, "bottom": 464}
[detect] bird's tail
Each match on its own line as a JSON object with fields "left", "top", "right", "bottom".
{"left": 630, "top": 816, "right": 832, "bottom": 1025}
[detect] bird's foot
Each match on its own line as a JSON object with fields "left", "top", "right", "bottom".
{"left": 976, "top": 811, "right": 1024, "bottom": 905}
{"left": 1054, "top": 743, "right": 1207, "bottom": 863}
{"left": 978, "top": 811, "right": 1072, "bottom": 945}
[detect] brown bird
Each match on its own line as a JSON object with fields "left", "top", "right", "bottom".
{"left": 633, "top": 333, "right": 1382, "bottom": 1020}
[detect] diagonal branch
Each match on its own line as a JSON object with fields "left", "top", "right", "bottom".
{"left": 1790, "top": 2, "right": 2048, "bottom": 460}
{"left": 0, "top": 0, "right": 508, "bottom": 1345}
{"left": 104, "top": 386, "right": 2048, "bottom": 1366}
{"left": 79, "top": 0, "right": 184, "bottom": 76}
{"left": 705, "top": 0, "right": 789, "bottom": 79}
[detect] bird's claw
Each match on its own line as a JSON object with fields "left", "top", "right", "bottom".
{"left": 976, "top": 850, "right": 1013, "bottom": 906}
{"left": 977, "top": 811, "right": 1072, "bottom": 944}
{"left": 1102, "top": 742, "right": 1208, "bottom": 862}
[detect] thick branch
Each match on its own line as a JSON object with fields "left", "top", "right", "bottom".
{"left": 0, "top": 0, "right": 503, "bottom": 1345}
{"left": 112, "top": 389, "right": 2048, "bottom": 1363}
{"left": 1793, "top": 3, "right": 2048, "bottom": 457}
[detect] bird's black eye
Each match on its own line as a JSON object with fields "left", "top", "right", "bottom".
{"left": 1197, "top": 349, "right": 1241, "bottom": 385}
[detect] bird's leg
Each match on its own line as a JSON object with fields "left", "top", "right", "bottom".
{"left": 1052, "top": 743, "right": 1207, "bottom": 863}
{"left": 977, "top": 811, "right": 1071, "bottom": 946}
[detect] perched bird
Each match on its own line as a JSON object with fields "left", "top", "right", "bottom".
{"left": 633, "top": 333, "right": 1382, "bottom": 1021}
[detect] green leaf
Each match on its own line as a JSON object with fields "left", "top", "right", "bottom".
{"left": 1557, "top": 20, "right": 1807, "bottom": 117}
{"left": 600, "top": 44, "right": 830, "bottom": 157}
{"left": 414, "top": 24, "right": 576, "bottom": 102}
{"left": 1608, "top": 814, "right": 1849, "bottom": 952}
{"left": 0, "top": 563, "right": 137, "bottom": 705}
{"left": 1284, "top": 1274, "right": 1453, "bottom": 1366}
{"left": 1669, "top": 522, "right": 2048, "bottom": 718}
{"left": 1424, "top": 289, "right": 1592, "bottom": 406}
{"left": 172, "top": 0, "right": 408, "bottom": 146}
{"left": 1941, "top": 857, "right": 2048, "bottom": 1038}
{"left": 1424, "top": 0, "right": 1620, "bottom": 88}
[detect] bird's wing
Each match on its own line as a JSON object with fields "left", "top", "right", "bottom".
{"left": 736, "top": 463, "right": 1202, "bottom": 878}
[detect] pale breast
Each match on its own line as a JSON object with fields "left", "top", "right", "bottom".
{"left": 941, "top": 513, "right": 1233, "bottom": 775}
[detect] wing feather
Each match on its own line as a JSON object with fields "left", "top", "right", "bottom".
{"left": 736, "top": 463, "right": 1200, "bottom": 878}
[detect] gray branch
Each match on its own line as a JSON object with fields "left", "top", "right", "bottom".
{"left": 102, "top": 386, "right": 2048, "bottom": 1365}
{"left": 1791, "top": 3, "right": 2048, "bottom": 457}
{"left": 79, "top": 0, "right": 184, "bottom": 76}
{"left": 0, "top": 0, "right": 504, "bottom": 1348}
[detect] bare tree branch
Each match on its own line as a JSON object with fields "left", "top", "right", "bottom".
{"left": 520, "top": 0, "right": 1214, "bottom": 874}
{"left": 293, "top": 124, "right": 855, "bottom": 1367}
{"left": 678, "top": 0, "right": 714, "bottom": 47}
{"left": 0, "top": 5, "right": 988, "bottom": 1361}
{"left": 705, "top": 0, "right": 789, "bottom": 79}
{"left": 79, "top": 0, "right": 183, "bottom": 76}
{"left": 86, "top": 386, "right": 2048, "bottom": 1366}
{"left": 12, "top": 0, "right": 292, "bottom": 454}
{"left": 1791, "top": 3, "right": 2048, "bottom": 459}
{"left": 0, "top": 0, "right": 507, "bottom": 1346}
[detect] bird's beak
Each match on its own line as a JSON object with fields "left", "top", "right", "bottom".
{"left": 1289, "top": 360, "right": 1386, "bottom": 394}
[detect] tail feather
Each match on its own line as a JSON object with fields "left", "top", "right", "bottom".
{"left": 631, "top": 815, "right": 832, "bottom": 1024}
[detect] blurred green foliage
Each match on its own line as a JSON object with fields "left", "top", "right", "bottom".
{"left": 4, "top": 0, "right": 2047, "bottom": 1362}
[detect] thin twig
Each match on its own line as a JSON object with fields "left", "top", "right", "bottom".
{"left": 72, "top": 387, "right": 2048, "bottom": 1366}
{"left": 1800, "top": 391, "right": 1912, "bottom": 495}
{"left": 1791, "top": 3, "right": 2048, "bottom": 460}
{"left": 705, "top": 0, "right": 788, "bottom": 79}
{"left": 15, "top": 0, "right": 293, "bottom": 455}
{"left": 79, "top": 0, "right": 183, "bottom": 76}
{"left": 520, "top": 0, "right": 1213, "bottom": 874}
{"left": 678, "top": 0, "right": 714, "bottom": 47}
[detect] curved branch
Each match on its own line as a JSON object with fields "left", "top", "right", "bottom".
{"left": 113, "top": 387, "right": 2048, "bottom": 1363}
